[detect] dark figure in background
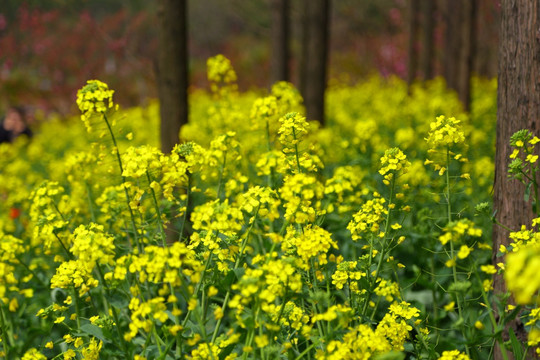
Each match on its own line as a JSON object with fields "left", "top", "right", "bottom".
{"left": 0, "top": 106, "right": 33, "bottom": 144}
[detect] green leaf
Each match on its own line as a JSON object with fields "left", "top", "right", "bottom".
{"left": 372, "top": 351, "right": 405, "bottom": 360}
{"left": 448, "top": 281, "right": 472, "bottom": 293}
{"left": 509, "top": 327, "right": 524, "bottom": 360}
{"left": 503, "top": 305, "right": 522, "bottom": 325}
{"left": 78, "top": 323, "right": 108, "bottom": 343}
{"left": 106, "top": 290, "right": 130, "bottom": 309}
{"left": 525, "top": 182, "right": 532, "bottom": 202}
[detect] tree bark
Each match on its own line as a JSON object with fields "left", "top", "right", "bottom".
{"left": 494, "top": 0, "right": 540, "bottom": 358}
{"left": 156, "top": 0, "right": 189, "bottom": 244}
{"left": 443, "top": 0, "right": 462, "bottom": 92}
{"left": 458, "top": 0, "right": 477, "bottom": 112}
{"left": 302, "top": 0, "right": 330, "bottom": 125}
{"left": 156, "top": 0, "right": 188, "bottom": 154}
{"left": 407, "top": 0, "right": 420, "bottom": 90}
{"left": 270, "top": 0, "right": 290, "bottom": 86}
{"left": 420, "top": 0, "right": 435, "bottom": 81}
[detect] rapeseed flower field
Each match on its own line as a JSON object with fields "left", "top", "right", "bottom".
{"left": 0, "top": 56, "right": 537, "bottom": 359}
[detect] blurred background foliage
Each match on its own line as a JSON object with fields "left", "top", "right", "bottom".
{"left": 0, "top": 0, "right": 498, "bottom": 116}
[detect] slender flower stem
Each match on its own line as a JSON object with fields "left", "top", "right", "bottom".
{"left": 182, "top": 252, "right": 213, "bottom": 328}
{"left": 473, "top": 269, "right": 509, "bottom": 360}
{"left": 292, "top": 127, "right": 302, "bottom": 173}
{"left": 445, "top": 146, "right": 470, "bottom": 357}
{"left": 95, "top": 263, "right": 131, "bottom": 358}
{"left": 54, "top": 232, "right": 73, "bottom": 260}
{"left": 179, "top": 173, "right": 192, "bottom": 242}
{"left": 211, "top": 208, "right": 260, "bottom": 343}
{"left": 0, "top": 305, "right": 11, "bottom": 358}
{"left": 85, "top": 181, "right": 96, "bottom": 223}
{"left": 362, "top": 177, "right": 395, "bottom": 317}
{"left": 103, "top": 113, "right": 142, "bottom": 253}
{"left": 146, "top": 171, "right": 166, "bottom": 246}
{"left": 216, "top": 151, "right": 228, "bottom": 200}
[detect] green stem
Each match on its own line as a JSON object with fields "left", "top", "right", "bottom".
{"left": 85, "top": 181, "right": 96, "bottom": 223}
{"left": 179, "top": 173, "right": 192, "bottom": 242}
{"left": 103, "top": 113, "right": 142, "bottom": 253}
{"left": 292, "top": 127, "right": 302, "bottom": 173}
{"left": 0, "top": 305, "right": 10, "bottom": 358}
{"left": 446, "top": 146, "right": 470, "bottom": 357}
{"left": 71, "top": 288, "right": 82, "bottom": 330}
{"left": 54, "top": 232, "right": 73, "bottom": 260}
{"left": 182, "top": 252, "right": 213, "bottom": 328}
{"left": 431, "top": 254, "right": 439, "bottom": 338}
{"left": 265, "top": 119, "right": 276, "bottom": 189}
{"left": 95, "top": 263, "right": 131, "bottom": 358}
{"left": 152, "top": 323, "right": 164, "bottom": 358}
{"left": 146, "top": 171, "right": 166, "bottom": 246}
{"left": 474, "top": 270, "right": 509, "bottom": 360}
{"left": 362, "top": 177, "right": 395, "bottom": 317}
{"left": 211, "top": 209, "right": 260, "bottom": 343}
{"left": 216, "top": 151, "right": 228, "bottom": 200}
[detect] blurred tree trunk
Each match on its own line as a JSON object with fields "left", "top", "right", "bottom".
{"left": 407, "top": 0, "right": 420, "bottom": 91}
{"left": 299, "top": 2, "right": 309, "bottom": 99}
{"left": 302, "top": 0, "right": 329, "bottom": 125}
{"left": 494, "top": 0, "right": 540, "bottom": 358}
{"left": 156, "top": 0, "right": 188, "bottom": 154}
{"left": 270, "top": 0, "right": 290, "bottom": 86}
{"left": 156, "top": 0, "right": 189, "bottom": 244}
{"left": 420, "top": 0, "right": 435, "bottom": 81}
{"left": 458, "top": 0, "right": 477, "bottom": 111}
{"left": 443, "top": 0, "right": 461, "bottom": 92}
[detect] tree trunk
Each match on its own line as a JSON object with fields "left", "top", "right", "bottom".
{"left": 458, "top": 0, "right": 477, "bottom": 112}
{"left": 298, "top": 0, "right": 308, "bottom": 99}
{"left": 156, "top": 0, "right": 189, "bottom": 244}
{"left": 421, "top": 0, "right": 435, "bottom": 81}
{"left": 407, "top": 0, "right": 420, "bottom": 90}
{"left": 494, "top": 0, "right": 540, "bottom": 358}
{"left": 156, "top": 0, "right": 188, "bottom": 154}
{"left": 302, "top": 0, "right": 329, "bottom": 125}
{"left": 443, "top": 0, "right": 461, "bottom": 92}
{"left": 270, "top": 0, "right": 290, "bottom": 86}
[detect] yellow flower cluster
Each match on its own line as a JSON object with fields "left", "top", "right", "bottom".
{"left": 438, "top": 350, "right": 471, "bottom": 360}
{"left": 283, "top": 225, "right": 338, "bottom": 270}
{"left": 126, "top": 242, "right": 202, "bottom": 285}
{"left": 121, "top": 145, "right": 163, "bottom": 179}
{"left": 250, "top": 96, "right": 278, "bottom": 130}
{"left": 230, "top": 256, "right": 302, "bottom": 313}
{"left": 69, "top": 223, "right": 115, "bottom": 268}
{"left": 125, "top": 296, "right": 169, "bottom": 341}
{"left": 280, "top": 174, "right": 325, "bottom": 224}
{"left": 50, "top": 260, "right": 98, "bottom": 296}
{"left": 29, "top": 181, "right": 70, "bottom": 250}
{"left": 332, "top": 260, "right": 365, "bottom": 291}
{"left": 191, "top": 199, "right": 243, "bottom": 238}
{"left": 347, "top": 195, "right": 387, "bottom": 241}
{"left": 425, "top": 115, "right": 465, "bottom": 149}
{"left": 76, "top": 80, "right": 115, "bottom": 132}
{"left": 21, "top": 348, "right": 47, "bottom": 360}
{"left": 508, "top": 129, "right": 540, "bottom": 182}
{"left": 324, "top": 166, "right": 366, "bottom": 214}
{"left": 238, "top": 186, "right": 280, "bottom": 220}
{"left": 378, "top": 147, "right": 410, "bottom": 185}
{"left": 274, "top": 301, "right": 310, "bottom": 331}
{"left": 207, "top": 54, "right": 237, "bottom": 85}
{"left": 439, "top": 219, "right": 482, "bottom": 246}
{"left": 278, "top": 112, "right": 309, "bottom": 151}
{"left": 318, "top": 324, "right": 392, "bottom": 359}
{"left": 374, "top": 279, "right": 401, "bottom": 302}
{"left": 505, "top": 243, "right": 540, "bottom": 304}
